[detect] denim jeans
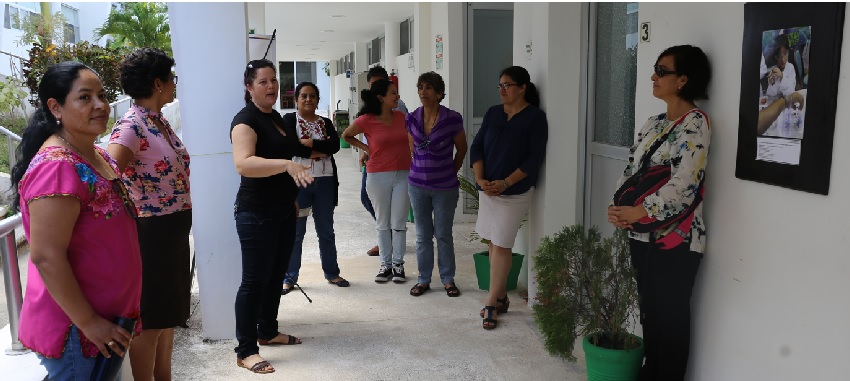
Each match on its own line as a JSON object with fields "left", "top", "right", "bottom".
{"left": 38, "top": 325, "right": 123, "bottom": 381}
{"left": 365, "top": 170, "right": 410, "bottom": 266}
{"left": 409, "top": 185, "right": 459, "bottom": 284}
{"left": 361, "top": 167, "right": 376, "bottom": 219}
{"left": 233, "top": 203, "right": 296, "bottom": 359}
{"left": 285, "top": 176, "right": 341, "bottom": 284}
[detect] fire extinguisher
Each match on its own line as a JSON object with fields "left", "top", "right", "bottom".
{"left": 389, "top": 69, "right": 399, "bottom": 89}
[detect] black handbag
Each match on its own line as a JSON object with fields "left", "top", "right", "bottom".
{"left": 89, "top": 316, "right": 137, "bottom": 381}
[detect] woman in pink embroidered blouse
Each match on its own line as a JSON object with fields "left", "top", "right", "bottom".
{"left": 10, "top": 61, "right": 141, "bottom": 380}
{"left": 107, "top": 48, "right": 191, "bottom": 381}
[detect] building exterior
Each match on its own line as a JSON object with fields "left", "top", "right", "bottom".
{"left": 170, "top": 3, "right": 850, "bottom": 380}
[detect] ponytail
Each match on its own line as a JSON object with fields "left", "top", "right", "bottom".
{"left": 525, "top": 82, "right": 540, "bottom": 108}
{"left": 357, "top": 78, "right": 391, "bottom": 117}
{"left": 10, "top": 61, "right": 90, "bottom": 212}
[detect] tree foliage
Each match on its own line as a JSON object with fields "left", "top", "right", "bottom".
{"left": 533, "top": 225, "right": 640, "bottom": 362}
{"left": 21, "top": 42, "right": 127, "bottom": 107}
{"left": 13, "top": 6, "right": 70, "bottom": 47}
{"left": 93, "top": 2, "right": 171, "bottom": 56}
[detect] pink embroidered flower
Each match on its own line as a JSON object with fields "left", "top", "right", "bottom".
{"left": 154, "top": 160, "right": 169, "bottom": 173}
{"left": 90, "top": 182, "right": 118, "bottom": 218}
{"left": 139, "top": 138, "right": 150, "bottom": 151}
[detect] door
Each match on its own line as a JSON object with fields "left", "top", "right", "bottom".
{"left": 583, "top": 3, "right": 639, "bottom": 237}
{"left": 464, "top": 2, "right": 514, "bottom": 213}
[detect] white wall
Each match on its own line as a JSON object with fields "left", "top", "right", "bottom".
{"left": 316, "top": 60, "right": 331, "bottom": 112}
{"left": 333, "top": 73, "right": 352, "bottom": 112}
{"left": 635, "top": 3, "right": 850, "bottom": 380}
{"left": 395, "top": 53, "right": 417, "bottom": 110}
{"left": 69, "top": 2, "right": 111, "bottom": 45}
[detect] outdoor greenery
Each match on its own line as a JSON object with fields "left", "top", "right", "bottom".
{"left": 13, "top": 7, "right": 71, "bottom": 47}
{"left": 21, "top": 41, "right": 126, "bottom": 107}
{"left": 0, "top": 77, "right": 28, "bottom": 115}
{"left": 93, "top": 2, "right": 172, "bottom": 56}
{"left": 533, "top": 225, "right": 641, "bottom": 362}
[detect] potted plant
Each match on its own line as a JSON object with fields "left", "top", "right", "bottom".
{"left": 458, "top": 174, "right": 524, "bottom": 291}
{"left": 533, "top": 225, "right": 644, "bottom": 381}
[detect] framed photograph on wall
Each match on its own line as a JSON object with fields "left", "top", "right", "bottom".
{"left": 735, "top": 2, "right": 845, "bottom": 195}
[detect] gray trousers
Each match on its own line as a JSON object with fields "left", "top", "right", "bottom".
{"left": 365, "top": 170, "right": 410, "bottom": 266}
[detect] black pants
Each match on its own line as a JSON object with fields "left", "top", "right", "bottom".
{"left": 630, "top": 239, "right": 702, "bottom": 381}
{"left": 233, "top": 204, "right": 296, "bottom": 359}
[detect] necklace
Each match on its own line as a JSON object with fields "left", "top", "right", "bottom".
{"left": 54, "top": 134, "right": 117, "bottom": 180}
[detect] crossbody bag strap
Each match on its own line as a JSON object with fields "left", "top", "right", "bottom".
{"left": 636, "top": 109, "right": 701, "bottom": 170}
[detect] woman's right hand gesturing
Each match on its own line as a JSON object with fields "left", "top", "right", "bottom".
{"left": 286, "top": 161, "right": 314, "bottom": 187}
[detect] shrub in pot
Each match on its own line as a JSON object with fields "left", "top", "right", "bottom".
{"left": 533, "top": 225, "right": 643, "bottom": 380}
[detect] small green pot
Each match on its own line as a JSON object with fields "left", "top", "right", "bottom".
{"left": 582, "top": 333, "right": 644, "bottom": 381}
{"left": 340, "top": 138, "right": 351, "bottom": 148}
{"left": 473, "top": 251, "right": 524, "bottom": 291}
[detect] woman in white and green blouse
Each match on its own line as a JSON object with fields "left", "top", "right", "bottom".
{"left": 607, "top": 44, "right": 712, "bottom": 381}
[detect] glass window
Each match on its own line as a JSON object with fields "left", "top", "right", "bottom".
{"left": 593, "top": 2, "right": 639, "bottom": 147}
{"left": 61, "top": 4, "right": 79, "bottom": 44}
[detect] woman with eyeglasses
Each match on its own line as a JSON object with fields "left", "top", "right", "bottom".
{"left": 470, "top": 66, "right": 548, "bottom": 330}
{"left": 11, "top": 61, "right": 142, "bottom": 380}
{"left": 230, "top": 59, "right": 313, "bottom": 374}
{"left": 607, "top": 45, "right": 711, "bottom": 381}
{"left": 405, "top": 72, "right": 467, "bottom": 298}
{"left": 281, "top": 81, "right": 349, "bottom": 295}
{"left": 342, "top": 79, "right": 411, "bottom": 284}
{"left": 106, "top": 47, "right": 189, "bottom": 381}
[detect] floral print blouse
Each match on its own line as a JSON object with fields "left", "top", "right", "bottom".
{"left": 614, "top": 109, "right": 711, "bottom": 254}
{"left": 17, "top": 146, "right": 142, "bottom": 358}
{"left": 109, "top": 104, "right": 191, "bottom": 217}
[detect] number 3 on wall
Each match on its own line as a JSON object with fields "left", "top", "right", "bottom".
{"left": 640, "top": 22, "right": 651, "bottom": 43}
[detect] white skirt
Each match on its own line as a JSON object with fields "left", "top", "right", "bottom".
{"left": 475, "top": 188, "right": 534, "bottom": 249}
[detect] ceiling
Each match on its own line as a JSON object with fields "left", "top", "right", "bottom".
{"left": 261, "top": 2, "right": 416, "bottom": 62}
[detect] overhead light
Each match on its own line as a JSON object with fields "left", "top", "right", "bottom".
{"left": 310, "top": 48, "right": 320, "bottom": 50}
{"left": 318, "top": 40, "right": 326, "bottom": 43}
{"left": 321, "top": 29, "right": 334, "bottom": 33}
{"left": 330, "top": 15, "right": 345, "bottom": 18}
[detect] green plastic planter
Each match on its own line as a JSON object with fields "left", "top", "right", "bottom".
{"left": 340, "top": 138, "right": 350, "bottom": 148}
{"left": 473, "top": 252, "right": 524, "bottom": 291}
{"left": 582, "top": 334, "right": 645, "bottom": 381}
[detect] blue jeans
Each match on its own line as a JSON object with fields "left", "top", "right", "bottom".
{"left": 38, "top": 325, "right": 123, "bottom": 381}
{"left": 365, "top": 170, "right": 410, "bottom": 266}
{"left": 233, "top": 203, "right": 296, "bottom": 359}
{"left": 361, "top": 167, "right": 376, "bottom": 219}
{"left": 285, "top": 176, "right": 341, "bottom": 284}
{"left": 409, "top": 185, "right": 459, "bottom": 284}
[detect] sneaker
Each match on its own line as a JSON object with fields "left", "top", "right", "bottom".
{"left": 392, "top": 264, "right": 406, "bottom": 283}
{"left": 375, "top": 265, "right": 392, "bottom": 283}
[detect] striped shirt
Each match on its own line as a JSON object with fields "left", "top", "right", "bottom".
{"left": 406, "top": 105, "right": 464, "bottom": 190}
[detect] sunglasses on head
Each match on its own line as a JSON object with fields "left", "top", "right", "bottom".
{"left": 653, "top": 65, "right": 677, "bottom": 77}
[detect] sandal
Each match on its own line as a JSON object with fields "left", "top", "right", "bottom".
{"left": 480, "top": 295, "right": 510, "bottom": 317}
{"left": 237, "top": 355, "right": 275, "bottom": 374}
{"left": 328, "top": 277, "right": 350, "bottom": 287}
{"left": 258, "top": 332, "right": 302, "bottom": 346}
{"left": 409, "top": 283, "right": 430, "bottom": 297}
{"left": 281, "top": 283, "right": 293, "bottom": 295}
{"left": 482, "top": 306, "right": 497, "bottom": 330}
{"left": 444, "top": 283, "right": 460, "bottom": 297}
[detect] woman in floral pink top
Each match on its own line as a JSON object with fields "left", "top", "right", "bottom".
{"left": 107, "top": 48, "right": 191, "bottom": 381}
{"left": 11, "top": 61, "right": 141, "bottom": 381}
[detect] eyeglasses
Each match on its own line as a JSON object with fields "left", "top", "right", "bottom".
{"left": 497, "top": 83, "right": 519, "bottom": 91}
{"left": 171, "top": 75, "right": 178, "bottom": 84}
{"left": 653, "top": 65, "right": 677, "bottom": 77}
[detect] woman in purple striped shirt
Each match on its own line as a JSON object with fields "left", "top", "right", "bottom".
{"left": 405, "top": 72, "right": 468, "bottom": 298}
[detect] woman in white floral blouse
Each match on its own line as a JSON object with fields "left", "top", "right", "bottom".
{"left": 107, "top": 47, "right": 191, "bottom": 381}
{"left": 607, "top": 45, "right": 711, "bottom": 381}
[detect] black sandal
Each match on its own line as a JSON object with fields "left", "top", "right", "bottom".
{"left": 409, "top": 283, "right": 430, "bottom": 296}
{"left": 482, "top": 306, "right": 497, "bottom": 330}
{"left": 444, "top": 283, "right": 460, "bottom": 297}
{"left": 480, "top": 295, "right": 510, "bottom": 317}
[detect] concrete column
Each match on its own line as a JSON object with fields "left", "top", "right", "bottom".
{"left": 384, "top": 21, "right": 399, "bottom": 72}
{"left": 245, "top": 2, "right": 265, "bottom": 34}
{"left": 168, "top": 2, "right": 248, "bottom": 339}
{"left": 414, "top": 4, "right": 432, "bottom": 72}
{"left": 355, "top": 41, "right": 368, "bottom": 73}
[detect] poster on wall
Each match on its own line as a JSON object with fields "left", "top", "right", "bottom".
{"left": 436, "top": 34, "right": 444, "bottom": 70}
{"left": 735, "top": 2, "right": 845, "bottom": 195}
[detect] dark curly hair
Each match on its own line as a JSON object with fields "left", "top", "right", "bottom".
{"left": 243, "top": 59, "right": 276, "bottom": 106}
{"left": 367, "top": 65, "right": 389, "bottom": 82}
{"left": 656, "top": 45, "right": 712, "bottom": 102}
{"left": 357, "top": 78, "right": 393, "bottom": 117}
{"left": 417, "top": 71, "right": 446, "bottom": 102}
{"left": 10, "top": 61, "right": 94, "bottom": 211}
{"left": 119, "top": 47, "right": 175, "bottom": 99}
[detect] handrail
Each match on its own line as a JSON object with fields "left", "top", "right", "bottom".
{"left": 0, "top": 212, "right": 25, "bottom": 354}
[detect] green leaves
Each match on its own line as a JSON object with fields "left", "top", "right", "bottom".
{"left": 533, "top": 226, "right": 640, "bottom": 362}
{"left": 0, "top": 77, "right": 27, "bottom": 114}
{"left": 92, "top": 2, "right": 171, "bottom": 56}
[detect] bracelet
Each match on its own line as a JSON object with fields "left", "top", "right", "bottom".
{"left": 503, "top": 179, "right": 510, "bottom": 189}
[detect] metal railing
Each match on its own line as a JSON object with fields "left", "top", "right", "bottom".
{"left": 0, "top": 212, "right": 24, "bottom": 354}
